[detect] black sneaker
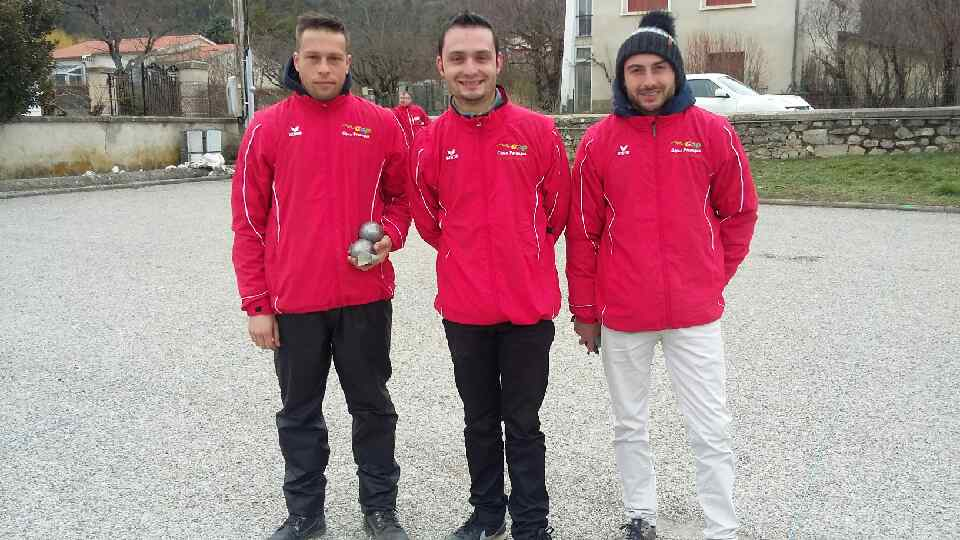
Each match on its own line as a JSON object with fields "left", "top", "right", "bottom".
{"left": 270, "top": 513, "right": 326, "bottom": 539}
{"left": 620, "top": 518, "right": 656, "bottom": 540}
{"left": 363, "top": 510, "right": 409, "bottom": 539}
{"left": 533, "top": 526, "right": 554, "bottom": 539}
{"left": 445, "top": 512, "right": 507, "bottom": 540}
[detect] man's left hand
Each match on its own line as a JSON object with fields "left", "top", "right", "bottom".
{"left": 348, "top": 234, "right": 392, "bottom": 271}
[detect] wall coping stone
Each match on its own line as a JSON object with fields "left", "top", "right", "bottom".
{"left": 553, "top": 107, "right": 960, "bottom": 124}
{"left": 4, "top": 116, "right": 240, "bottom": 125}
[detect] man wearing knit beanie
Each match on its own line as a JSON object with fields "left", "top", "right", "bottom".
{"left": 565, "top": 10, "right": 758, "bottom": 540}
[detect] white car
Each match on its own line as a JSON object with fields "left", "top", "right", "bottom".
{"left": 687, "top": 73, "right": 813, "bottom": 115}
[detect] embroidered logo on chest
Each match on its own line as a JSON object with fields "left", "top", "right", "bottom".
{"left": 671, "top": 140, "right": 703, "bottom": 154}
{"left": 445, "top": 148, "right": 460, "bottom": 161}
{"left": 288, "top": 126, "right": 302, "bottom": 137}
{"left": 497, "top": 143, "right": 529, "bottom": 158}
{"left": 341, "top": 123, "right": 373, "bottom": 140}
{"left": 616, "top": 144, "right": 630, "bottom": 156}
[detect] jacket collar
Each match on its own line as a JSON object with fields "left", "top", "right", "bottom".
{"left": 447, "top": 86, "right": 510, "bottom": 128}
{"left": 612, "top": 80, "right": 695, "bottom": 118}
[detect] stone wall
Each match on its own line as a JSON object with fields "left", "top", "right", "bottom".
{"left": 0, "top": 116, "right": 241, "bottom": 180}
{"left": 554, "top": 107, "right": 960, "bottom": 160}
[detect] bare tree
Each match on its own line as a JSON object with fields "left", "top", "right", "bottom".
{"left": 56, "top": 0, "right": 187, "bottom": 72}
{"left": 685, "top": 31, "right": 769, "bottom": 90}
{"left": 916, "top": 0, "right": 960, "bottom": 106}
{"left": 299, "top": 0, "right": 448, "bottom": 106}
{"left": 801, "top": 0, "right": 861, "bottom": 106}
{"left": 476, "top": 0, "right": 565, "bottom": 112}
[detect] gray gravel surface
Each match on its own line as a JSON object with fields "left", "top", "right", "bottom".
{"left": 0, "top": 181, "right": 957, "bottom": 539}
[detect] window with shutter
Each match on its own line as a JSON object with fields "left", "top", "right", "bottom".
{"left": 625, "top": 0, "right": 669, "bottom": 14}
{"left": 704, "top": 0, "right": 755, "bottom": 8}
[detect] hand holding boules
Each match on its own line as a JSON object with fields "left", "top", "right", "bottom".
{"left": 347, "top": 221, "right": 392, "bottom": 271}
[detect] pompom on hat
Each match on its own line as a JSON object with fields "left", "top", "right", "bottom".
{"left": 613, "top": 11, "right": 686, "bottom": 102}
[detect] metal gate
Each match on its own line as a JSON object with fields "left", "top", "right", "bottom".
{"left": 108, "top": 64, "right": 182, "bottom": 116}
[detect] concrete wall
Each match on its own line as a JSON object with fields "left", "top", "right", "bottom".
{"left": 578, "top": 0, "right": 808, "bottom": 112}
{"left": 0, "top": 116, "right": 241, "bottom": 180}
{"left": 554, "top": 107, "right": 960, "bottom": 160}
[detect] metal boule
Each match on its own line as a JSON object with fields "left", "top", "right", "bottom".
{"left": 348, "top": 238, "right": 375, "bottom": 266}
{"left": 359, "top": 221, "right": 384, "bottom": 243}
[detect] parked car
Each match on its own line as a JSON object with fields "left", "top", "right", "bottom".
{"left": 687, "top": 73, "right": 813, "bottom": 115}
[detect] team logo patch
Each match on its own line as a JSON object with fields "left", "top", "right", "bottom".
{"left": 497, "top": 143, "right": 529, "bottom": 157}
{"left": 342, "top": 123, "right": 373, "bottom": 139}
{"left": 288, "top": 126, "right": 302, "bottom": 137}
{"left": 445, "top": 148, "right": 460, "bottom": 161}
{"left": 671, "top": 140, "right": 703, "bottom": 154}
{"left": 617, "top": 144, "right": 630, "bottom": 156}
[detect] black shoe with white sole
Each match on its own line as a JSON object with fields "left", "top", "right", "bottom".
{"left": 363, "top": 510, "right": 409, "bottom": 539}
{"left": 269, "top": 513, "right": 326, "bottom": 539}
{"left": 445, "top": 512, "right": 507, "bottom": 540}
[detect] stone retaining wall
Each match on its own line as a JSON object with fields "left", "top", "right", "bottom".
{"left": 0, "top": 116, "right": 241, "bottom": 180}
{"left": 554, "top": 107, "right": 960, "bottom": 160}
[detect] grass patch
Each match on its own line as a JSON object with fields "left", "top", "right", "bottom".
{"left": 751, "top": 153, "right": 960, "bottom": 207}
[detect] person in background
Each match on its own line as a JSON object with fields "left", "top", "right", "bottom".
{"left": 392, "top": 89, "right": 432, "bottom": 146}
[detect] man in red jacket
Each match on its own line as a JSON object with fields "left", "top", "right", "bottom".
{"left": 566, "top": 11, "right": 758, "bottom": 540}
{"left": 392, "top": 90, "right": 431, "bottom": 146}
{"left": 409, "top": 12, "right": 570, "bottom": 540}
{"left": 230, "top": 13, "right": 411, "bottom": 540}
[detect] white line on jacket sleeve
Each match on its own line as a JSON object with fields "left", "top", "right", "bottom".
{"left": 242, "top": 123, "right": 265, "bottom": 246}
{"left": 603, "top": 193, "right": 616, "bottom": 255}
{"left": 413, "top": 148, "right": 436, "bottom": 221}
{"left": 721, "top": 125, "right": 745, "bottom": 216}
{"left": 370, "top": 159, "right": 385, "bottom": 221}
{"left": 533, "top": 176, "right": 545, "bottom": 261}
{"left": 272, "top": 183, "right": 281, "bottom": 244}
{"left": 577, "top": 139, "right": 599, "bottom": 251}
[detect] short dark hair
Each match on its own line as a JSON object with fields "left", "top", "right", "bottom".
{"left": 296, "top": 12, "right": 349, "bottom": 49}
{"left": 437, "top": 11, "right": 499, "bottom": 56}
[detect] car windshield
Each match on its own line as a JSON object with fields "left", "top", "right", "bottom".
{"left": 719, "top": 76, "right": 759, "bottom": 96}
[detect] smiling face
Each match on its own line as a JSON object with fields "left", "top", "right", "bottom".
{"left": 623, "top": 53, "right": 676, "bottom": 115}
{"left": 437, "top": 25, "right": 503, "bottom": 114}
{"left": 293, "top": 28, "right": 351, "bottom": 101}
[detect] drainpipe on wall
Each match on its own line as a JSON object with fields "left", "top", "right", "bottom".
{"left": 559, "top": 0, "right": 577, "bottom": 113}
{"left": 791, "top": 0, "right": 801, "bottom": 90}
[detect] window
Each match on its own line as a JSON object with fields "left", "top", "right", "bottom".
{"left": 575, "top": 47, "right": 592, "bottom": 112}
{"left": 624, "top": 0, "right": 669, "bottom": 14}
{"left": 707, "top": 51, "right": 745, "bottom": 82}
{"left": 688, "top": 79, "right": 721, "bottom": 98}
{"left": 577, "top": 0, "right": 592, "bottom": 37}
{"left": 702, "top": 0, "right": 755, "bottom": 8}
{"left": 53, "top": 65, "right": 85, "bottom": 85}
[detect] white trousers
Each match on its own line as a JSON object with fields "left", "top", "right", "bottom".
{"left": 601, "top": 321, "right": 738, "bottom": 540}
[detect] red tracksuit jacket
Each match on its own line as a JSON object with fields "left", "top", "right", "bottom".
{"left": 566, "top": 104, "right": 758, "bottom": 331}
{"left": 231, "top": 92, "right": 411, "bottom": 316}
{"left": 409, "top": 91, "right": 571, "bottom": 325}
{"left": 392, "top": 104, "right": 432, "bottom": 146}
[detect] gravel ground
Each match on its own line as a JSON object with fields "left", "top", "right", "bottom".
{"left": 0, "top": 181, "right": 957, "bottom": 539}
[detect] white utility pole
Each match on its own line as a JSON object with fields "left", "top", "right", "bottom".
{"left": 232, "top": 0, "right": 256, "bottom": 126}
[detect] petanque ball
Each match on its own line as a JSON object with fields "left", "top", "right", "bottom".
{"left": 359, "top": 221, "right": 384, "bottom": 243}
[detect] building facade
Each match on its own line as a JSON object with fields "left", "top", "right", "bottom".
{"left": 561, "top": 0, "right": 811, "bottom": 112}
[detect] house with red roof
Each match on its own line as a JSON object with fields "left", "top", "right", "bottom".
{"left": 52, "top": 34, "right": 237, "bottom": 116}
